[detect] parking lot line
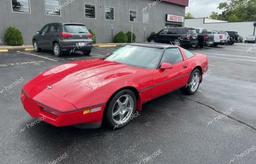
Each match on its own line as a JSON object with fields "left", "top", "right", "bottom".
{"left": 0, "top": 61, "right": 45, "bottom": 68}
{"left": 17, "top": 51, "right": 58, "bottom": 62}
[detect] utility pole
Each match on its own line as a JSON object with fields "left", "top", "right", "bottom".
{"left": 253, "top": 22, "right": 256, "bottom": 35}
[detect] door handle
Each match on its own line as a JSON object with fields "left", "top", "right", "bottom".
{"left": 183, "top": 65, "right": 187, "bottom": 69}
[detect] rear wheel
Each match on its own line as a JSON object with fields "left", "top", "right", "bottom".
{"left": 182, "top": 69, "right": 202, "bottom": 95}
{"left": 53, "top": 43, "right": 62, "bottom": 57}
{"left": 105, "top": 89, "right": 136, "bottom": 129}
{"left": 213, "top": 43, "right": 218, "bottom": 47}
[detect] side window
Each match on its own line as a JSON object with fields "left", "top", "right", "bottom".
{"left": 40, "top": 25, "right": 49, "bottom": 34}
{"left": 49, "top": 24, "right": 59, "bottom": 33}
{"left": 184, "top": 49, "right": 194, "bottom": 59}
{"left": 160, "top": 29, "right": 168, "bottom": 35}
{"left": 162, "top": 48, "right": 183, "bottom": 65}
{"left": 167, "top": 28, "right": 176, "bottom": 34}
{"left": 178, "top": 28, "right": 185, "bottom": 34}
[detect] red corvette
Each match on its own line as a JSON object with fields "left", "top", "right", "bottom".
{"left": 21, "top": 44, "right": 208, "bottom": 129}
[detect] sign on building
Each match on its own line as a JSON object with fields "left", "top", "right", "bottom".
{"left": 166, "top": 14, "right": 184, "bottom": 23}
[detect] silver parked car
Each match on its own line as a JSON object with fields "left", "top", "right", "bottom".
{"left": 32, "top": 23, "right": 93, "bottom": 56}
{"left": 245, "top": 35, "right": 256, "bottom": 43}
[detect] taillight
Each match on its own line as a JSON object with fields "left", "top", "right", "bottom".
{"left": 60, "top": 32, "right": 72, "bottom": 39}
{"left": 86, "top": 33, "right": 93, "bottom": 39}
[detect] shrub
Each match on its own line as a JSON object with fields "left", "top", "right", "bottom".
{"left": 4, "top": 26, "right": 23, "bottom": 46}
{"left": 113, "top": 31, "right": 128, "bottom": 43}
{"left": 89, "top": 29, "right": 96, "bottom": 44}
{"left": 126, "top": 31, "right": 136, "bottom": 43}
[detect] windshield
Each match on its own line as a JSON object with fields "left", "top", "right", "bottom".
{"left": 64, "top": 24, "right": 89, "bottom": 34}
{"left": 105, "top": 45, "right": 164, "bottom": 69}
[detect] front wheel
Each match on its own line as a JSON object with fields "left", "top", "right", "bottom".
{"left": 105, "top": 89, "right": 136, "bottom": 129}
{"left": 83, "top": 50, "right": 91, "bottom": 56}
{"left": 173, "top": 39, "right": 181, "bottom": 46}
{"left": 182, "top": 69, "right": 202, "bottom": 95}
{"left": 33, "top": 41, "right": 41, "bottom": 52}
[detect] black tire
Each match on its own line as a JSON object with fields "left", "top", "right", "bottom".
{"left": 105, "top": 89, "right": 137, "bottom": 129}
{"left": 83, "top": 50, "right": 91, "bottom": 56}
{"left": 182, "top": 69, "right": 202, "bottom": 95}
{"left": 53, "top": 42, "right": 62, "bottom": 57}
{"left": 33, "top": 40, "right": 41, "bottom": 52}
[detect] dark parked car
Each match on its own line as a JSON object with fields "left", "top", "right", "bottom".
{"left": 195, "top": 28, "right": 214, "bottom": 48}
{"left": 32, "top": 23, "right": 93, "bottom": 56}
{"left": 147, "top": 27, "right": 198, "bottom": 48}
{"left": 226, "top": 31, "right": 241, "bottom": 43}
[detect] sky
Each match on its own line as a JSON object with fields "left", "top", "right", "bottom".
{"left": 186, "top": 0, "right": 227, "bottom": 18}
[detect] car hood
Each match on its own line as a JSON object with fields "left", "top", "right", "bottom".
{"left": 23, "top": 59, "right": 143, "bottom": 109}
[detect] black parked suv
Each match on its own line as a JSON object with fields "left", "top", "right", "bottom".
{"left": 33, "top": 23, "right": 93, "bottom": 56}
{"left": 147, "top": 27, "right": 198, "bottom": 48}
{"left": 226, "top": 31, "right": 240, "bottom": 43}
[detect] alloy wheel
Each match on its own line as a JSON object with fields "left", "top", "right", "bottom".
{"left": 33, "top": 42, "right": 38, "bottom": 51}
{"left": 53, "top": 43, "right": 60, "bottom": 56}
{"left": 112, "top": 94, "right": 134, "bottom": 125}
{"left": 189, "top": 71, "right": 200, "bottom": 92}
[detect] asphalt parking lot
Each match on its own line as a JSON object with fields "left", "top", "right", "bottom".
{"left": 0, "top": 44, "right": 256, "bottom": 164}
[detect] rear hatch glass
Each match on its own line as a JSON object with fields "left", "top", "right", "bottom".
{"left": 63, "top": 24, "right": 91, "bottom": 40}
{"left": 64, "top": 24, "right": 89, "bottom": 34}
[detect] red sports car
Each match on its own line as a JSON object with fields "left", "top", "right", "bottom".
{"left": 21, "top": 43, "right": 208, "bottom": 129}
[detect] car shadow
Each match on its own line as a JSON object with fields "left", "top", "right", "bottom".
{"left": 15, "top": 90, "right": 192, "bottom": 163}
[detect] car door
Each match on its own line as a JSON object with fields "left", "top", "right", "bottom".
{"left": 38, "top": 24, "right": 50, "bottom": 49}
{"left": 164, "top": 28, "right": 180, "bottom": 44}
{"left": 155, "top": 29, "right": 168, "bottom": 43}
{"left": 151, "top": 48, "right": 188, "bottom": 99}
{"left": 46, "top": 24, "right": 60, "bottom": 50}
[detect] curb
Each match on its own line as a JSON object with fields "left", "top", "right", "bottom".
{"left": 0, "top": 43, "right": 124, "bottom": 53}
{"left": 0, "top": 47, "right": 34, "bottom": 53}
{"left": 93, "top": 43, "right": 124, "bottom": 48}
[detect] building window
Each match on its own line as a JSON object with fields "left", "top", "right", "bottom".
{"left": 105, "top": 7, "right": 114, "bottom": 20}
{"left": 85, "top": 4, "right": 96, "bottom": 18}
{"left": 45, "top": 0, "right": 60, "bottom": 16}
{"left": 12, "top": 0, "right": 30, "bottom": 13}
{"left": 130, "top": 10, "right": 137, "bottom": 22}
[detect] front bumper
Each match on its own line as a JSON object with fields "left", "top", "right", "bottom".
{"left": 20, "top": 91, "right": 105, "bottom": 127}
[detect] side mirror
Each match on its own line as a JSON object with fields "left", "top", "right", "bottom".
{"left": 160, "top": 63, "right": 173, "bottom": 70}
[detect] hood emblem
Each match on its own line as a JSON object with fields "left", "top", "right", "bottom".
{"left": 47, "top": 85, "right": 53, "bottom": 90}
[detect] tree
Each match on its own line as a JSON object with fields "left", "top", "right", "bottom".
{"left": 210, "top": 12, "right": 220, "bottom": 20}
{"left": 185, "top": 12, "right": 194, "bottom": 19}
{"left": 210, "top": 0, "right": 256, "bottom": 22}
